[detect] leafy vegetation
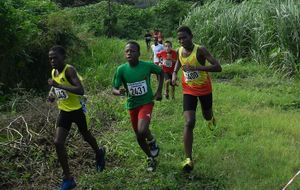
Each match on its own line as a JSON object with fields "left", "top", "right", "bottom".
{"left": 183, "top": 0, "right": 300, "bottom": 75}
{"left": 62, "top": 0, "right": 191, "bottom": 39}
{"left": 1, "top": 0, "right": 300, "bottom": 189}
{"left": 0, "top": 0, "right": 82, "bottom": 92}
{"left": 0, "top": 0, "right": 191, "bottom": 92}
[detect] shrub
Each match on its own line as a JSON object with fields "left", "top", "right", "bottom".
{"left": 0, "top": 0, "right": 84, "bottom": 91}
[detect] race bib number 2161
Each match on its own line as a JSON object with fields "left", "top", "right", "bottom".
{"left": 127, "top": 80, "right": 148, "bottom": 96}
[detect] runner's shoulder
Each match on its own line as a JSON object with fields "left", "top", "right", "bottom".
{"left": 65, "top": 64, "right": 77, "bottom": 76}
{"left": 116, "top": 62, "right": 129, "bottom": 70}
{"left": 139, "top": 60, "right": 153, "bottom": 66}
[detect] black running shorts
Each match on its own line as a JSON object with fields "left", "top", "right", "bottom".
{"left": 183, "top": 93, "right": 212, "bottom": 111}
{"left": 56, "top": 108, "right": 88, "bottom": 133}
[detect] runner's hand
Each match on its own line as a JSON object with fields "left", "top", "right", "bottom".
{"left": 48, "top": 78, "right": 59, "bottom": 87}
{"left": 46, "top": 96, "right": 55, "bottom": 103}
{"left": 182, "top": 65, "right": 196, "bottom": 72}
{"left": 172, "top": 72, "right": 177, "bottom": 86}
{"left": 119, "top": 88, "right": 126, "bottom": 96}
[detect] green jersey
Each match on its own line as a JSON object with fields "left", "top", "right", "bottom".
{"left": 113, "top": 61, "right": 162, "bottom": 110}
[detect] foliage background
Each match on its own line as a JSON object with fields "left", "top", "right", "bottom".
{"left": 1, "top": 0, "right": 300, "bottom": 189}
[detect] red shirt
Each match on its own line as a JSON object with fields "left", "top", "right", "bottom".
{"left": 156, "top": 50, "right": 177, "bottom": 74}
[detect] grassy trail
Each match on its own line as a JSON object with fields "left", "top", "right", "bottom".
{"left": 76, "top": 42, "right": 300, "bottom": 190}
{"left": 1, "top": 38, "right": 299, "bottom": 190}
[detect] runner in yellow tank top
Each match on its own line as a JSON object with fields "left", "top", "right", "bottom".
{"left": 172, "top": 26, "right": 222, "bottom": 172}
{"left": 178, "top": 44, "right": 212, "bottom": 96}
{"left": 51, "top": 64, "right": 82, "bottom": 111}
{"left": 47, "top": 45, "right": 105, "bottom": 190}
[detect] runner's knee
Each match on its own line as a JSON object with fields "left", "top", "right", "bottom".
{"left": 137, "top": 128, "right": 147, "bottom": 139}
{"left": 81, "top": 130, "right": 93, "bottom": 141}
{"left": 136, "top": 124, "right": 149, "bottom": 139}
{"left": 185, "top": 119, "right": 195, "bottom": 128}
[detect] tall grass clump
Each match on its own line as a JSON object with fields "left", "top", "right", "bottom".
{"left": 71, "top": 37, "right": 126, "bottom": 93}
{"left": 183, "top": 0, "right": 300, "bottom": 75}
{"left": 62, "top": 1, "right": 107, "bottom": 35}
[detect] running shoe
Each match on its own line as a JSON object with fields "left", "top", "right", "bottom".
{"left": 96, "top": 147, "right": 105, "bottom": 172}
{"left": 182, "top": 158, "right": 194, "bottom": 172}
{"left": 59, "top": 177, "right": 76, "bottom": 190}
{"left": 147, "top": 138, "right": 159, "bottom": 157}
{"left": 146, "top": 157, "right": 157, "bottom": 172}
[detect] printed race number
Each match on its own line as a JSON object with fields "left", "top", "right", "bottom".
{"left": 183, "top": 71, "right": 200, "bottom": 82}
{"left": 163, "top": 59, "right": 172, "bottom": 67}
{"left": 127, "top": 80, "right": 148, "bottom": 96}
{"left": 54, "top": 88, "right": 68, "bottom": 99}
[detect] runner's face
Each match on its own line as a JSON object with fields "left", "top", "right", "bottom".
{"left": 164, "top": 43, "right": 172, "bottom": 52}
{"left": 125, "top": 44, "right": 139, "bottom": 63}
{"left": 49, "top": 50, "right": 64, "bottom": 70}
{"left": 177, "top": 31, "right": 192, "bottom": 49}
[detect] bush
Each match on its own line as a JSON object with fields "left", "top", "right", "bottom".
{"left": 63, "top": 0, "right": 192, "bottom": 39}
{"left": 150, "top": 0, "right": 191, "bottom": 37}
{"left": 0, "top": 0, "right": 84, "bottom": 91}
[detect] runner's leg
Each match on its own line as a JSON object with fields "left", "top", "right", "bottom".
{"left": 54, "top": 111, "right": 72, "bottom": 179}
{"left": 183, "top": 94, "right": 198, "bottom": 159}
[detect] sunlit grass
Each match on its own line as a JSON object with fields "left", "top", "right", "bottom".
{"left": 73, "top": 38, "right": 300, "bottom": 189}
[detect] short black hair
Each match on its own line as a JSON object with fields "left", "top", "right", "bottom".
{"left": 177, "top": 26, "right": 193, "bottom": 36}
{"left": 126, "top": 41, "right": 140, "bottom": 53}
{"left": 164, "top": 40, "right": 172, "bottom": 47}
{"left": 49, "top": 45, "right": 66, "bottom": 57}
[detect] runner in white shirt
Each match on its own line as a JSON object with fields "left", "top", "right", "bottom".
{"left": 151, "top": 34, "right": 164, "bottom": 65}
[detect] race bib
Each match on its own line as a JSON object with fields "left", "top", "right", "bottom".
{"left": 80, "top": 98, "right": 87, "bottom": 113}
{"left": 183, "top": 71, "right": 200, "bottom": 82}
{"left": 127, "top": 80, "right": 148, "bottom": 96}
{"left": 54, "top": 88, "right": 68, "bottom": 99}
{"left": 163, "top": 59, "right": 172, "bottom": 67}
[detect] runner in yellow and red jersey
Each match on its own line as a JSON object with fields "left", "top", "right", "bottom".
{"left": 172, "top": 26, "right": 222, "bottom": 172}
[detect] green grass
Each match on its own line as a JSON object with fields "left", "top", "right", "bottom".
{"left": 2, "top": 36, "right": 300, "bottom": 189}
{"left": 183, "top": 0, "right": 300, "bottom": 75}
{"left": 70, "top": 40, "right": 300, "bottom": 189}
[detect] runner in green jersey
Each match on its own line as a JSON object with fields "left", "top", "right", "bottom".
{"left": 113, "top": 41, "right": 164, "bottom": 172}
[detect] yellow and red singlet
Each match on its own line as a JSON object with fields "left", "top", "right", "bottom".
{"left": 179, "top": 44, "right": 212, "bottom": 96}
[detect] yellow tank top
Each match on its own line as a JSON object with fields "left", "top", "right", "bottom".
{"left": 51, "top": 64, "right": 82, "bottom": 112}
{"left": 179, "top": 44, "right": 212, "bottom": 96}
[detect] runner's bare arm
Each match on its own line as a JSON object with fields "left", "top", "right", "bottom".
{"left": 183, "top": 47, "right": 222, "bottom": 72}
{"left": 196, "top": 46, "right": 222, "bottom": 72}
{"left": 172, "top": 50, "right": 181, "bottom": 85}
{"left": 112, "top": 87, "right": 126, "bottom": 96}
{"left": 154, "top": 71, "right": 164, "bottom": 101}
{"left": 48, "top": 66, "right": 84, "bottom": 95}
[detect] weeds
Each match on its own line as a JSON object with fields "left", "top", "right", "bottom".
{"left": 0, "top": 88, "right": 120, "bottom": 189}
